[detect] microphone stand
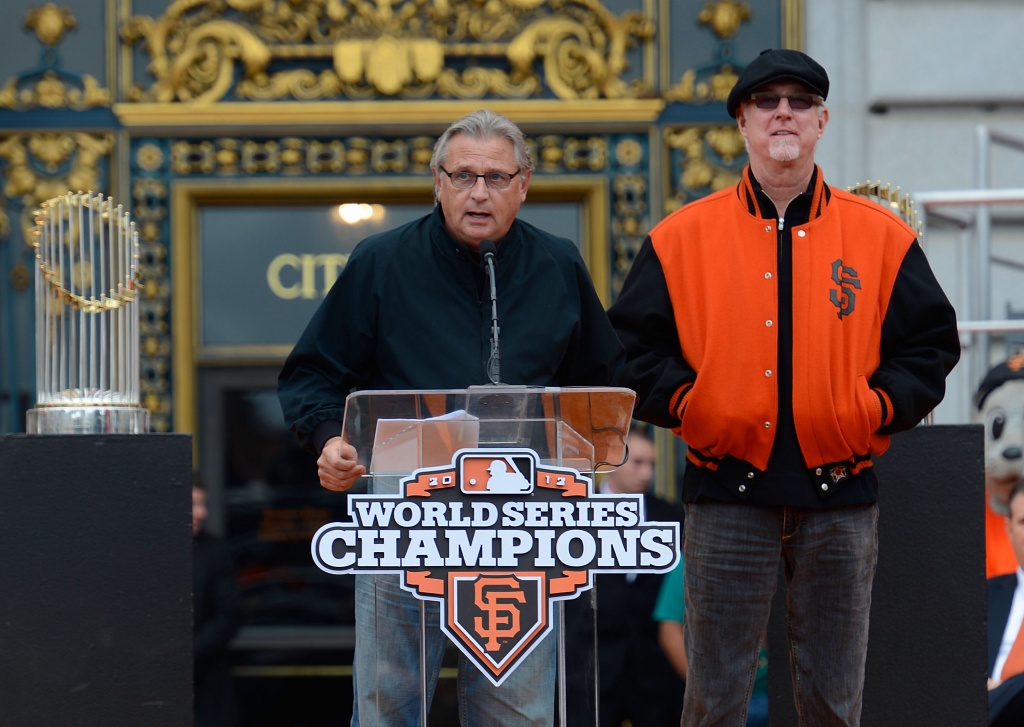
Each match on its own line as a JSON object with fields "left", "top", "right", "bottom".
{"left": 481, "top": 242, "right": 502, "bottom": 385}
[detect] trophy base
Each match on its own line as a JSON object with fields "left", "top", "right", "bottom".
{"left": 26, "top": 406, "right": 151, "bottom": 434}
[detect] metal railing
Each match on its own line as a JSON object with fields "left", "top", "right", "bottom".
{"left": 914, "top": 125, "right": 1024, "bottom": 421}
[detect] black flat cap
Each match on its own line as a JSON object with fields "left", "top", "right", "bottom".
{"left": 726, "top": 48, "right": 829, "bottom": 118}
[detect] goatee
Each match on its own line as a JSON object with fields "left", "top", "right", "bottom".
{"left": 769, "top": 138, "right": 801, "bottom": 162}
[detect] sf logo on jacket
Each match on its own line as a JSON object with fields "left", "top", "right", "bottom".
{"left": 830, "top": 258, "right": 861, "bottom": 319}
{"left": 311, "top": 448, "right": 680, "bottom": 685}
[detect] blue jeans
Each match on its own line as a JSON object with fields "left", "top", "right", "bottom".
{"left": 353, "top": 573, "right": 556, "bottom": 726}
{"left": 682, "top": 502, "right": 878, "bottom": 727}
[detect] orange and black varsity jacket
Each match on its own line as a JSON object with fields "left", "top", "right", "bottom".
{"left": 609, "top": 167, "right": 960, "bottom": 508}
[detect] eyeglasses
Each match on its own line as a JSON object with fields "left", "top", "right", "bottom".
{"left": 748, "top": 92, "right": 823, "bottom": 111}
{"left": 439, "top": 166, "right": 522, "bottom": 190}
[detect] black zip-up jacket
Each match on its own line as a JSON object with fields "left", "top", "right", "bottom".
{"left": 279, "top": 205, "right": 624, "bottom": 454}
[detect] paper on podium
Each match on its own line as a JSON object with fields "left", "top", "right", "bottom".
{"left": 371, "top": 409, "right": 481, "bottom": 475}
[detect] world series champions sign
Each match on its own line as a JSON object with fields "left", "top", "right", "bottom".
{"left": 311, "top": 447, "right": 681, "bottom": 685}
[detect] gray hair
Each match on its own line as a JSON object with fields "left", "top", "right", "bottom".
{"left": 430, "top": 109, "right": 534, "bottom": 174}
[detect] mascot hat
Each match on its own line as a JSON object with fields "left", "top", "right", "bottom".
{"left": 975, "top": 352, "right": 1024, "bottom": 409}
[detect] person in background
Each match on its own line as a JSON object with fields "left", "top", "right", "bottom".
{"left": 988, "top": 479, "right": 1024, "bottom": 726}
{"left": 278, "top": 108, "right": 623, "bottom": 726}
{"left": 192, "top": 475, "right": 242, "bottom": 727}
{"left": 567, "top": 430, "right": 685, "bottom": 727}
{"left": 608, "top": 48, "right": 960, "bottom": 726}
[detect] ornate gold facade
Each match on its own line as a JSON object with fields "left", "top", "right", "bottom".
{"left": 0, "top": 0, "right": 799, "bottom": 437}
{"left": 119, "top": 0, "right": 656, "bottom": 103}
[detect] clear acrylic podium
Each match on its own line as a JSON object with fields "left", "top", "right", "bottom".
{"left": 340, "top": 385, "right": 636, "bottom": 726}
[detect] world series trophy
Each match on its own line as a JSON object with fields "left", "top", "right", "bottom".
{"left": 848, "top": 180, "right": 922, "bottom": 236}
{"left": 26, "top": 191, "right": 149, "bottom": 434}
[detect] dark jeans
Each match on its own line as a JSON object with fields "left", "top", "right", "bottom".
{"left": 682, "top": 502, "right": 878, "bottom": 727}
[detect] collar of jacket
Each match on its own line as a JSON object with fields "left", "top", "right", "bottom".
{"left": 431, "top": 204, "right": 522, "bottom": 262}
{"left": 736, "top": 164, "right": 830, "bottom": 221}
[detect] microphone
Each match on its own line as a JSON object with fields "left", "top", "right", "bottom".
{"left": 479, "top": 240, "right": 501, "bottom": 385}
{"left": 479, "top": 239, "right": 497, "bottom": 262}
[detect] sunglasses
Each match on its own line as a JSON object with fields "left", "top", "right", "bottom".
{"left": 748, "top": 92, "right": 823, "bottom": 111}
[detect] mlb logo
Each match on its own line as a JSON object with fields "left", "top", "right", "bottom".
{"left": 459, "top": 450, "right": 536, "bottom": 495}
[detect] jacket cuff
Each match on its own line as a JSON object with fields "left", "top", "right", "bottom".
{"left": 669, "top": 382, "right": 694, "bottom": 422}
{"left": 312, "top": 420, "right": 344, "bottom": 456}
{"left": 873, "top": 388, "right": 894, "bottom": 429}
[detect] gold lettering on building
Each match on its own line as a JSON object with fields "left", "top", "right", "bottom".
{"left": 267, "top": 253, "right": 350, "bottom": 299}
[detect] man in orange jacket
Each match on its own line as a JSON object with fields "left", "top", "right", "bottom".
{"left": 609, "top": 49, "right": 960, "bottom": 726}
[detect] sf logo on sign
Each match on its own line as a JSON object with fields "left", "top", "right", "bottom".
{"left": 473, "top": 575, "right": 528, "bottom": 651}
{"left": 449, "top": 573, "right": 545, "bottom": 674}
{"left": 311, "top": 447, "right": 680, "bottom": 685}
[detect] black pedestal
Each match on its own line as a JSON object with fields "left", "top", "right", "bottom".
{"left": 0, "top": 434, "right": 193, "bottom": 727}
{"left": 767, "top": 424, "right": 986, "bottom": 726}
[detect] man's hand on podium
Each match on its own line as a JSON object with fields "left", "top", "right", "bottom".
{"left": 318, "top": 437, "right": 366, "bottom": 491}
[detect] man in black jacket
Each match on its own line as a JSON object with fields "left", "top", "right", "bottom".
{"left": 278, "top": 109, "right": 623, "bottom": 726}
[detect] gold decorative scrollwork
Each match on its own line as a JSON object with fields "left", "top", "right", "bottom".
{"left": 698, "top": 0, "right": 751, "bottom": 39}
{"left": 610, "top": 170, "right": 647, "bottom": 295}
{"left": 166, "top": 135, "right": 474, "bottom": 177}
{"left": 121, "top": 0, "right": 654, "bottom": 102}
{"left": 664, "top": 0, "right": 749, "bottom": 105}
{"left": 614, "top": 137, "right": 643, "bottom": 167}
{"left": 664, "top": 125, "right": 745, "bottom": 213}
{"left": 665, "top": 65, "right": 738, "bottom": 104}
{"left": 608, "top": 135, "right": 648, "bottom": 297}
{"left": 535, "top": 135, "right": 608, "bottom": 172}
{"left": 0, "top": 132, "right": 114, "bottom": 239}
{"left": 25, "top": 3, "right": 76, "bottom": 47}
{"left": 0, "top": 4, "right": 111, "bottom": 110}
{"left": 0, "top": 70, "right": 111, "bottom": 111}
{"left": 130, "top": 170, "right": 171, "bottom": 432}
